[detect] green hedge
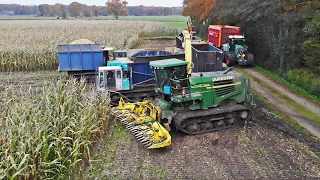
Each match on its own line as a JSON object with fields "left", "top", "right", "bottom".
{"left": 286, "top": 69, "right": 320, "bottom": 97}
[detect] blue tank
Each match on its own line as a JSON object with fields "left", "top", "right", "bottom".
{"left": 131, "top": 50, "right": 172, "bottom": 57}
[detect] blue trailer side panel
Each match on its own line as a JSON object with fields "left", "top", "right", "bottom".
{"left": 57, "top": 44, "right": 104, "bottom": 72}
{"left": 70, "top": 53, "right": 82, "bottom": 70}
{"left": 58, "top": 53, "right": 71, "bottom": 71}
{"left": 82, "top": 53, "right": 92, "bottom": 70}
{"left": 131, "top": 62, "right": 154, "bottom": 85}
{"left": 93, "top": 52, "right": 104, "bottom": 70}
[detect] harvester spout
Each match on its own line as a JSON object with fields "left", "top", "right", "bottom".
{"left": 184, "top": 31, "right": 192, "bottom": 74}
{"left": 223, "top": 66, "right": 233, "bottom": 74}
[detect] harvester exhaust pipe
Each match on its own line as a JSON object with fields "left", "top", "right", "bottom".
{"left": 223, "top": 66, "right": 233, "bottom": 74}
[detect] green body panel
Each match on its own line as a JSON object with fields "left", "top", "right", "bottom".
{"left": 154, "top": 98, "right": 171, "bottom": 110}
{"left": 171, "top": 71, "right": 248, "bottom": 110}
{"left": 149, "top": 58, "right": 188, "bottom": 68}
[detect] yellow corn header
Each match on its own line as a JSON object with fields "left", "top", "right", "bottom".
{"left": 110, "top": 98, "right": 171, "bottom": 149}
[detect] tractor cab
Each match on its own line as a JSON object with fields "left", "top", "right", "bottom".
{"left": 223, "top": 35, "right": 247, "bottom": 52}
{"left": 105, "top": 50, "right": 128, "bottom": 61}
{"left": 222, "top": 35, "right": 254, "bottom": 66}
{"left": 228, "top": 35, "right": 246, "bottom": 51}
{"left": 102, "top": 47, "right": 114, "bottom": 63}
{"left": 113, "top": 50, "right": 127, "bottom": 58}
{"left": 150, "top": 59, "right": 189, "bottom": 100}
{"left": 96, "top": 58, "right": 133, "bottom": 92}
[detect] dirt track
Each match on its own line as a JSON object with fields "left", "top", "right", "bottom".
{"left": 239, "top": 68, "right": 320, "bottom": 138}
{"left": 245, "top": 68, "right": 320, "bottom": 115}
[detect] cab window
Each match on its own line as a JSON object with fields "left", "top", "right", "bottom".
{"left": 116, "top": 70, "right": 121, "bottom": 79}
{"left": 99, "top": 71, "right": 104, "bottom": 87}
{"left": 123, "top": 70, "right": 128, "bottom": 79}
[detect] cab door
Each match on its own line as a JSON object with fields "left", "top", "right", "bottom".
{"left": 106, "top": 70, "right": 116, "bottom": 90}
{"left": 115, "top": 70, "right": 123, "bottom": 90}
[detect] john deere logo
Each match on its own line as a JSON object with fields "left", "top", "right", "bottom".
{"left": 212, "top": 76, "right": 234, "bottom": 82}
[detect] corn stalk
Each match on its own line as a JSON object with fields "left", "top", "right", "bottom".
{"left": 0, "top": 79, "right": 110, "bottom": 179}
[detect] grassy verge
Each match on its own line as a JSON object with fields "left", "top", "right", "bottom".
{"left": 0, "top": 15, "right": 188, "bottom": 22}
{"left": 95, "top": 16, "right": 187, "bottom": 22}
{"left": 160, "top": 21, "right": 186, "bottom": 28}
{"left": 254, "top": 66, "right": 320, "bottom": 106}
{"left": 236, "top": 68, "right": 320, "bottom": 125}
{"left": 0, "top": 15, "right": 187, "bottom": 29}
{"left": 141, "top": 35, "right": 177, "bottom": 39}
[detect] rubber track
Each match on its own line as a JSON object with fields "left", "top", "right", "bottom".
{"left": 173, "top": 104, "right": 252, "bottom": 135}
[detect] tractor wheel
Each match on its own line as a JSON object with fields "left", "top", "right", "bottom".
{"left": 226, "top": 54, "right": 235, "bottom": 67}
{"left": 246, "top": 54, "right": 254, "bottom": 67}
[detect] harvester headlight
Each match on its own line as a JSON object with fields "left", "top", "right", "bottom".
{"left": 240, "top": 111, "right": 248, "bottom": 119}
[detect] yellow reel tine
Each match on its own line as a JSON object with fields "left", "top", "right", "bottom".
{"left": 145, "top": 143, "right": 153, "bottom": 148}
{"left": 137, "top": 136, "right": 149, "bottom": 140}
{"left": 140, "top": 136, "right": 152, "bottom": 143}
{"left": 135, "top": 130, "right": 148, "bottom": 137}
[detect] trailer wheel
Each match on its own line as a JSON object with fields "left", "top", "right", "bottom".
{"left": 247, "top": 54, "right": 254, "bottom": 66}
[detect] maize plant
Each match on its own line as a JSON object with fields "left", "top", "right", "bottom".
{"left": 0, "top": 79, "right": 111, "bottom": 179}
{"left": 0, "top": 20, "right": 179, "bottom": 72}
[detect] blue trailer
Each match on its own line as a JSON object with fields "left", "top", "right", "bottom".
{"left": 57, "top": 43, "right": 112, "bottom": 83}
{"left": 57, "top": 42, "right": 185, "bottom": 103}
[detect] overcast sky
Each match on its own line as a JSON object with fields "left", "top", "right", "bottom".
{"left": 0, "top": 0, "right": 183, "bottom": 7}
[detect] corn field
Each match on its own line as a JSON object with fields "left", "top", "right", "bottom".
{"left": 0, "top": 79, "right": 111, "bottom": 179}
{"left": 0, "top": 20, "right": 179, "bottom": 72}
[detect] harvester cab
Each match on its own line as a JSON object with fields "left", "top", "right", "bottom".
{"left": 223, "top": 35, "right": 254, "bottom": 67}
{"left": 151, "top": 59, "right": 189, "bottom": 99}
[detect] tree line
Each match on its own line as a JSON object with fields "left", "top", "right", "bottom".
{"left": 0, "top": 2, "right": 182, "bottom": 17}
